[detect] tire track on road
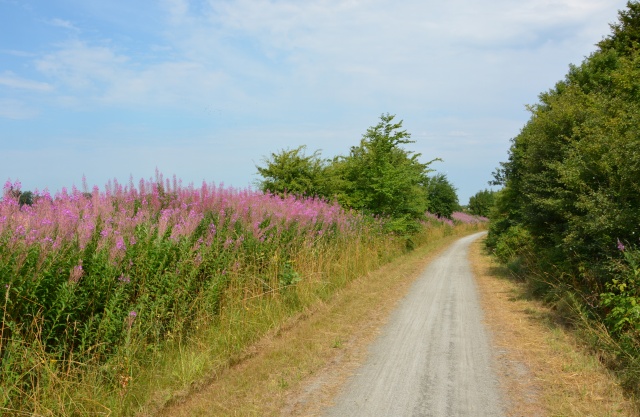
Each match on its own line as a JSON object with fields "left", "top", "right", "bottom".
{"left": 323, "top": 231, "right": 504, "bottom": 417}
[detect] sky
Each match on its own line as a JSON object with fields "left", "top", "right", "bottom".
{"left": 0, "top": 0, "right": 630, "bottom": 204}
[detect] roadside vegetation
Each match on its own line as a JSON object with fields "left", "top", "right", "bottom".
{"left": 157, "top": 224, "right": 483, "bottom": 417}
{"left": 256, "top": 113, "right": 460, "bottom": 233}
{"left": 487, "top": 1, "right": 640, "bottom": 407}
{"left": 1, "top": 114, "right": 485, "bottom": 415}
{"left": 471, "top": 240, "right": 636, "bottom": 416}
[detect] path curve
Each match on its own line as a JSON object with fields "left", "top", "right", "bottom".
{"left": 323, "top": 231, "right": 504, "bottom": 417}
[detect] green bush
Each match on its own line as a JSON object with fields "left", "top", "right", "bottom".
{"left": 425, "top": 173, "right": 459, "bottom": 219}
{"left": 488, "top": 2, "right": 640, "bottom": 400}
{"left": 256, "top": 114, "right": 441, "bottom": 234}
{"left": 467, "top": 189, "right": 495, "bottom": 217}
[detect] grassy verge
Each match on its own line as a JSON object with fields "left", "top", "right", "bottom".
{"left": 1, "top": 171, "right": 489, "bottom": 416}
{"left": 470, "top": 239, "right": 638, "bottom": 417}
{"left": 147, "top": 224, "right": 484, "bottom": 416}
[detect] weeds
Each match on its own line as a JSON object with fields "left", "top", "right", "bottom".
{"left": 0, "top": 174, "right": 485, "bottom": 415}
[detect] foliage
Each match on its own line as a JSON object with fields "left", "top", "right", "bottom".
{"left": 256, "top": 114, "right": 440, "bottom": 233}
{"left": 425, "top": 173, "right": 459, "bottom": 219}
{"left": 255, "top": 146, "right": 329, "bottom": 198}
{"left": 0, "top": 173, "right": 380, "bottom": 413}
{"left": 467, "top": 189, "right": 496, "bottom": 217}
{"left": 334, "top": 114, "right": 437, "bottom": 228}
{"left": 601, "top": 243, "right": 640, "bottom": 337}
{"left": 488, "top": 1, "right": 640, "bottom": 398}
{"left": 598, "top": 1, "right": 640, "bottom": 54}
{"left": 451, "top": 211, "right": 488, "bottom": 224}
{"left": 0, "top": 171, "right": 485, "bottom": 414}
{"left": 489, "top": 1, "right": 640, "bottom": 280}
{"left": 0, "top": 182, "right": 32, "bottom": 207}
{"left": 18, "top": 190, "right": 34, "bottom": 206}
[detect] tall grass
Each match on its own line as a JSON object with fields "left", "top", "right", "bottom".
{"left": 0, "top": 174, "right": 484, "bottom": 415}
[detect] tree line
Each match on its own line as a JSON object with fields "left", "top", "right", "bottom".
{"left": 488, "top": 1, "right": 640, "bottom": 396}
{"left": 255, "top": 113, "right": 463, "bottom": 233}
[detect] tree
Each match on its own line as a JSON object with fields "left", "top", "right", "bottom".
{"left": 255, "top": 113, "right": 441, "bottom": 233}
{"left": 598, "top": 1, "right": 640, "bottom": 54}
{"left": 489, "top": 0, "right": 640, "bottom": 279}
{"left": 425, "top": 173, "right": 459, "bottom": 219}
{"left": 18, "top": 191, "right": 34, "bottom": 206}
{"left": 255, "top": 146, "right": 328, "bottom": 198}
{"left": 334, "top": 113, "right": 438, "bottom": 231}
{"left": 467, "top": 189, "right": 496, "bottom": 217}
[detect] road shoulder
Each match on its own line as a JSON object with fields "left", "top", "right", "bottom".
{"left": 470, "top": 239, "right": 637, "bottom": 417}
{"left": 156, "top": 230, "right": 476, "bottom": 416}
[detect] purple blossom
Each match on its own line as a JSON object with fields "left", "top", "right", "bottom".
{"left": 69, "top": 264, "right": 84, "bottom": 284}
{"left": 1, "top": 173, "right": 362, "bottom": 281}
{"left": 126, "top": 310, "right": 137, "bottom": 329}
{"left": 617, "top": 238, "right": 625, "bottom": 252}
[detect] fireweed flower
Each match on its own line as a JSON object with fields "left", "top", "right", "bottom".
{"left": 118, "top": 274, "right": 131, "bottom": 283}
{"left": 127, "top": 310, "right": 137, "bottom": 329}
{"left": 115, "top": 236, "right": 126, "bottom": 251}
{"left": 69, "top": 264, "right": 84, "bottom": 284}
{"left": 617, "top": 238, "right": 625, "bottom": 252}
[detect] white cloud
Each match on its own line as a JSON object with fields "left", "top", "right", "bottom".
{"left": 36, "top": 41, "right": 129, "bottom": 90}
{"left": 0, "top": 72, "right": 53, "bottom": 92}
{"left": 49, "top": 18, "right": 80, "bottom": 32}
{"left": 101, "top": 61, "right": 227, "bottom": 106}
{"left": 0, "top": 49, "right": 36, "bottom": 57}
{"left": 0, "top": 99, "right": 39, "bottom": 119}
{"left": 34, "top": 40, "right": 229, "bottom": 110}
{"left": 29, "top": 0, "right": 625, "bottom": 118}
{"left": 162, "top": 0, "right": 190, "bottom": 25}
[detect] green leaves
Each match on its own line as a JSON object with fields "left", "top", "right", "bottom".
{"left": 255, "top": 146, "right": 329, "bottom": 198}
{"left": 467, "top": 189, "right": 496, "bottom": 218}
{"left": 488, "top": 1, "right": 640, "bottom": 344}
{"left": 336, "top": 114, "right": 434, "bottom": 220}
{"left": 425, "top": 174, "right": 458, "bottom": 219}
{"left": 598, "top": 1, "right": 640, "bottom": 55}
{"left": 256, "top": 114, "right": 442, "bottom": 233}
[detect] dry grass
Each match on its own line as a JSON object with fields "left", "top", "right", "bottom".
{"left": 152, "top": 226, "right": 480, "bottom": 416}
{"left": 149, "top": 230, "right": 637, "bottom": 417}
{"left": 470, "top": 239, "right": 638, "bottom": 417}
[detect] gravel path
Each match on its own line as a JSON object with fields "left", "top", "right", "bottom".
{"left": 323, "top": 231, "right": 505, "bottom": 417}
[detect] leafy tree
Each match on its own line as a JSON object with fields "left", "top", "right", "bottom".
{"left": 255, "top": 114, "right": 440, "bottom": 233}
{"left": 467, "top": 189, "right": 496, "bottom": 217}
{"left": 489, "top": 1, "right": 640, "bottom": 282}
{"left": 486, "top": 3, "right": 640, "bottom": 389}
{"left": 334, "top": 113, "right": 438, "bottom": 231}
{"left": 255, "top": 146, "right": 328, "bottom": 198}
{"left": 18, "top": 191, "right": 34, "bottom": 206}
{"left": 425, "top": 173, "right": 459, "bottom": 219}
{"left": 598, "top": 1, "right": 640, "bottom": 54}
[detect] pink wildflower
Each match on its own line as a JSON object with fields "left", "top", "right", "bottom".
{"left": 69, "top": 263, "right": 84, "bottom": 284}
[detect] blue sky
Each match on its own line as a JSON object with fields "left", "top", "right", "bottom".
{"left": 0, "top": 0, "right": 629, "bottom": 204}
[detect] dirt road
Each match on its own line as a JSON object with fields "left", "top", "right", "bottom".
{"left": 323, "top": 231, "right": 504, "bottom": 416}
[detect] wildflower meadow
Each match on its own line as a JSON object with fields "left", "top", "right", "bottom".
{"left": 0, "top": 173, "right": 485, "bottom": 415}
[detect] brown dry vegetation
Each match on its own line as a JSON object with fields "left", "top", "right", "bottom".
{"left": 150, "top": 231, "right": 636, "bottom": 417}
{"left": 152, "top": 228, "right": 477, "bottom": 417}
{"left": 470, "top": 239, "right": 638, "bottom": 417}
